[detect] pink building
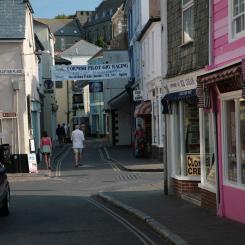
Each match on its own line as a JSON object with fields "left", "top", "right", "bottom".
{"left": 197, "top": 0, "right": 245, "bottom": 224}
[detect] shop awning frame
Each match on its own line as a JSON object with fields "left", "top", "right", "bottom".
{"left": 134, "top": 100, "right": 151, "bottom": 117}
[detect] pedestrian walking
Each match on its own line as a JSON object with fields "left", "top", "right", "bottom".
{"left": 40, "top": 131, "right": 52, "bottom": 169}
{"left": 56, "top": 124, "right": 64, "bottom": 145}
{"left": 71, "top": 125, "right": 85, "bottom": 168}
{"left": 133, "top": 124, "right": 145, "bottom": 158}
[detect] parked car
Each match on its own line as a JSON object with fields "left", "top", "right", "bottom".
{"left": 0, "top": 163, "right": 10, "bottom": 216}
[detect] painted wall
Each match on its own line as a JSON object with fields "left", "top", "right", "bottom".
{"left": 213, "top": 0, "right": 245, "bottom": 67}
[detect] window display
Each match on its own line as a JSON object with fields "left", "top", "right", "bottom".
{"left": 240, "top": 99, "right": 245, "bottom": 184}
{"left": 204, "top": 113, "right": 216, "bottom": 186}
{"left": 226, "top": 100, "right": 237, "bottom": 182}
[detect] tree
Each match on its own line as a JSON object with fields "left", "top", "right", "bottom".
{"left": 55, "top": 14, "right": 69, "bottom": 19}
{"left": 95, "top": 36, "right": 106, "bottom": 48}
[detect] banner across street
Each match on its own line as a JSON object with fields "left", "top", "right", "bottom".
{"left": 51, "top": 62, "right": 131, "bottom": 81}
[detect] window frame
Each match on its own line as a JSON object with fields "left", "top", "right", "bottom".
{"left": 229, "top": 0, "right": 245, "bottom": 42}
{"left": 182, "top": 0, "right": 194, "bottom": 44}
{"left": 221, "top": 90, "right": 245, "bottom": 190}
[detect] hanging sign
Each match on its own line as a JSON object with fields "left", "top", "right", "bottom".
{"left": 133, "top": 90, "right": 143, "bottom": 101}
{"left": 51, "top": 62, "right": 131, "bottom": 81}
{"left": 186, "top": 154, "right": 201, "bottom": 176}
{"left": 89, "top": 82, "right": 103, "bottom": 92}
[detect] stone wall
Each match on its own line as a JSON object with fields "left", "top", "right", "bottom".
{"left": 167, "top": 0, "right": 209, "bottom": 77}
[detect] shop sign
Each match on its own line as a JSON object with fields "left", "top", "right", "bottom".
{"left": 186, "top": 154, "right": 201, "bottom": 176}
{"left": 89, "top": 82, "right": 103, "bottom": 92}
{"left": 28, "top": 153, "right": 38, "bottom": 173}
{"left": 0, "top": 69, "right": 24, "bottom": 75}
{"left": 133, "top": 90, "right": 143, "bottom": 101}
{"left": 167, "top": 76, "right": 197, "bottom": 93}
{"left": 51, "top": 62, "right": 130, "bottom": 81}
{"left": 0, "top": 112, "right": 17, "bottom": 118}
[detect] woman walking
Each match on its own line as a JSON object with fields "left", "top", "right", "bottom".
{"left": 41, "top": 131, "right": 52, "bottom": 169}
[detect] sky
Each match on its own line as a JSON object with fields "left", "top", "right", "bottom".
{"left": 30, "top": 0, "right": 102, "bottom": 18}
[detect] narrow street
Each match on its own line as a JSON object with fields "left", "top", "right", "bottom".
{"left": 0, "top": 139, "right": 168, "bottom": 245}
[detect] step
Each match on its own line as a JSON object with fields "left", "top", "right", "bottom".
{"left": 181, "top": 192, "right": 201, "bottom": 207}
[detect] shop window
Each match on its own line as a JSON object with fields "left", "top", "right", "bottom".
{"left": 182, "top": 0, "right": 194, "bottom": 43}
{"left": 240, "top": 99, "right": 245, "bottom": 183}
{"left": 184, "top": 103, "right": 199, "bottom": 154}
{"left": 204, "top": 112, "right": 216, "bottom": 186}
{"left": 231, "top": 0, "right": 245, "bottom": 39}
{"left": 226, "top": 100, "right": 237, "bottom": 182}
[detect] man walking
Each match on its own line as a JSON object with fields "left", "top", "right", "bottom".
{"left": 71, "top": 125, "right": 85, "bottom": 168}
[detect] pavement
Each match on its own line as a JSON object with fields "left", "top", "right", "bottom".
{"left": 97, "top": 145, "right": 245, "bottom": 245}
{"left": 7, "top": 143, "right": 70, "bottom": 182}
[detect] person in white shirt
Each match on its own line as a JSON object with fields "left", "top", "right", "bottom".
{"left": 71, "top": 125, "right": 85, "bottom": 168}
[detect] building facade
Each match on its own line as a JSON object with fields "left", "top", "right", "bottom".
{"left": 197, "top": 0, "right": 245, "bottom": 224}
{"left": 0, "top": 0, "right": 41, "bottom": 163}
{"left": 163, "top": 0, "right": 209, "bottom": 202}
{"left": 84, "top": 0, "right": 125, "bottom": 47}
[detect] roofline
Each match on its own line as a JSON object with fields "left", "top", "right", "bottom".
{"left": 24, "top": 0, "right": 34, "bottom": 14}
{"left": 137, "top": 17, "right": 161, "bottom": 42}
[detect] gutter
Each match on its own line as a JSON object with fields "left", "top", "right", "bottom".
{"left": 137, "top": 16, "right": 161, "bottom": 42}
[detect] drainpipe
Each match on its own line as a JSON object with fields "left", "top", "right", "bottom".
{"left": 209, "top": 0, "right": 220, "bottom": 213}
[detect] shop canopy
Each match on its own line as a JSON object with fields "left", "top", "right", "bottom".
{"left": 134, "top": 101, "right": 151, "bottom": 117}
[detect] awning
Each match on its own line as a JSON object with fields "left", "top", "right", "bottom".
{"left": 197, "top": 60, "right": 245, "bottom": 108}
{"left": 164, "top": 89, "right": 197, "bottom": 101}
{"left": 134, "top": 101, "right": 151, "bottom": 117}
{"left": 107, "top": 89, "right": 130, "bottom": 109}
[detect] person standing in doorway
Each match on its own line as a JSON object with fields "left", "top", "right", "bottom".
{"left": 133, "top": 124, "right": 145, "bottom": 157}
{"left": 40, "top": 131, "right": 52, "bottom": 169}
{"left": 71, "top": 125, "right": 85, "bottom": 168}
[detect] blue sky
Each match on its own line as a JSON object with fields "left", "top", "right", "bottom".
{"left": 30, "top": 0, "right": 102, "bottom": 18}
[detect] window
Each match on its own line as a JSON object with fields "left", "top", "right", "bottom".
{"left": 203, "top": 112, "right": 216, "bottom": 186}
{"left": 55, "top": 81, "right": 63, "bottom": 88}
{"left": 231, "top": 0, "right": 245, "bottom": 38}
{"left": 223, "top": 97, "right": 245, "bottom": 187}
{"left": 73, "top": 94, "right": 83, "bottom": 104}
{"left": 182, "top": 0, "right": 194, "bottom": 43}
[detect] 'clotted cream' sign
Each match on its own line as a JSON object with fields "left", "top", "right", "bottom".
{"left": 51, "top": 62, "right": 130, "bottom": 81}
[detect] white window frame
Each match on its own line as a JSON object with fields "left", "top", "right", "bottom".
{"left": 199, "top": 108, "right": 217, "bottom": 193}
{"left": 221, "top": 90, "right": 245, "bottom": 190}
{"left": 229, "top": 0, "right": 245, "bottom": 42}
{"left": 182, "top": 0, "right": 194, "bottom": 44}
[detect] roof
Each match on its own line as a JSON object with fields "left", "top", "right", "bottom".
{"left": 0, "top": 0, "right": 33, "bottom": 39}
{"left": 60, "top": 39, "right": 101, "bottom": 57}
{"left": 36, "top": 18, "right": 82, "bottom": 36}
{"left": 55, "top": 56, "right": 72, "bottom": 65}
{"left": 84, "top": 0, "right": 125, "bottom": 27}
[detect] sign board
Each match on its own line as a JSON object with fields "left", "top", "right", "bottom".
{"left": 0, "top": 69, "right": 24, "bottom": 75}
{"left": 89, "top": 82, "right": 103, "bottom": 92}
{"left": 51, "top": 62, "right": 131, "bottom": 81}
{"left": 186, "top": 154, "right": 201, "bottom": 176}
{"left": 133, "top": 90, "right": 143, "bottom": 101}
{"left": 28, "top": 153, "right": 38, "bottom": 173}
{"left": 0, "top": 112, "right": 17, "bottom": 118}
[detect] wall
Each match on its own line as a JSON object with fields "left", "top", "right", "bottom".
{"left": 167, "top": 0, "right": 209, "bottom": 77}
{"left": 213, "top": 0, "right": 245, "bottom": 67}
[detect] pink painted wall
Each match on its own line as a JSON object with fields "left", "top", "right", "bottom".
{"left": 223, "top": 186, "right": 245, "bottom": 224}
{"left": 213, "top": 0, "right": 245, "bottom": 224}
{"left": 213, "top": 0, "right": 245, "bottom": 67}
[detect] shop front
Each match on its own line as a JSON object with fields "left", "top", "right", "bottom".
{"left": 162, "top": 71, "right": 202, "bottom": 198}
{"left": 197, "top": 60, "right": 245, "bottom": 223}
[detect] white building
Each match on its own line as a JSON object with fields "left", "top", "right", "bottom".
{"left": 34, "top": 20, "right": 56, "bottom": 144}
{"left": 0, "top": 0, "right": 40, "bottom": 164}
